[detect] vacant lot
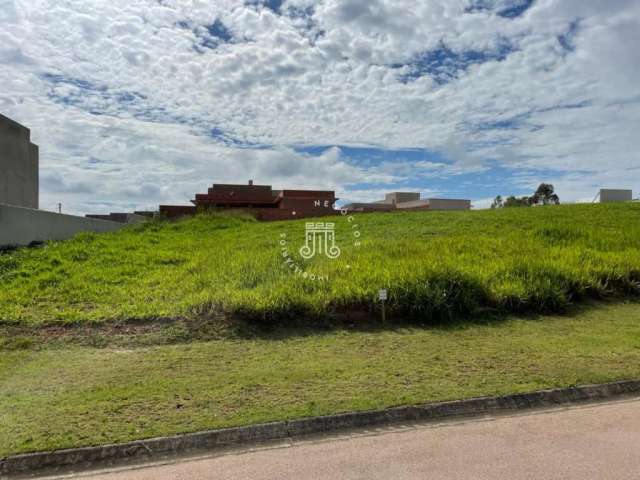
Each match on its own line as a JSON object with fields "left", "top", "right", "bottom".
{"left": 1, "top": 203, "right": 639, "bottom": 326}
{"left": 2, "top": 206, "right": 639, "bottom": 458}
{"left": 2, "top": 301, "right": 640, "bottom": 457}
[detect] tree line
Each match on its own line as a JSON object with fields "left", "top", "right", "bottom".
{"left": 492, "top": 183, "right": 560, "bottom": 208}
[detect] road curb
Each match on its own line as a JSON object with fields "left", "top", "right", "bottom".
{"left": 2, "top": 379, "right": 640, "bottom": 477}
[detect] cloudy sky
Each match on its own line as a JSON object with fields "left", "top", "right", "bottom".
{"left": 1, "top": 0, "right": 639, "bottom": 214}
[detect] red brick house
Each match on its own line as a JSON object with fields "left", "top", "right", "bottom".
{"left": 160, "top": 180, "right": 338, "bottom": 221}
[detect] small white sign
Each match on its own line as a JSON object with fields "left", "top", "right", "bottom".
{"left": 378, "top": 289, "right": 388, "bottom": 301}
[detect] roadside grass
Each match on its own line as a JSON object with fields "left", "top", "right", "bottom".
{"left": 1, "top": 203, "right": 640, "bottom": 326}
{"left": 1, "top": 300, "right": 640, "bottom": 457}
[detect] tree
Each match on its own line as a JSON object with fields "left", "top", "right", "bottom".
{"left": 492, "top": 184, "right": 561, "bottom": 209}
{"left": 503, "top": 195, "right": 531, "bottom": 207}
{"left": 530, "top": 183, "right": 560, "bottom": 206}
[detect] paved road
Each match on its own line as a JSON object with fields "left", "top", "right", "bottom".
{"left": 56, "top": 398, "right": 640, "bottom": 480}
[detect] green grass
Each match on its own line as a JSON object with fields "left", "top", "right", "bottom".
{"left": 1, "top": 203, "right": 640, "bottom": 326}
{"left": 3, "top": 204, "right": 639, "bottom": 458}
{"left": 2, "top": 301, "right": 640, "bottom": 457}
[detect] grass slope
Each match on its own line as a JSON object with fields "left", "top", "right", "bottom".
{"left": 1, "top": 203, "right": 640, "bottom": 326}
{"left": 2, "top": 301, "right": 640, "bottom": 457}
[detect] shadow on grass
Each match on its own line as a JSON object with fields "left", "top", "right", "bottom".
{"left": 2, "top": 296, "right": 639, "bottom": 351}
{"left": 232, "top": 296, "right": 640, "bottom": 340}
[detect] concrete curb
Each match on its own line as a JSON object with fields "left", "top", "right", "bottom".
{"left": 2, "top": 379, "right": 640, "bottom": 477}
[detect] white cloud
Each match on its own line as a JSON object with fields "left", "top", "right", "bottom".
{"left": 0, "top": 0, "right": 638, "bottom": 214}
{"left": 472, "top": 197, "right": 496, "bottom": 210}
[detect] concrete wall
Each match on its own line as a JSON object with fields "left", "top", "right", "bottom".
{"left": 85, "top": 213, "right": 149, "bottom": 224}
{"left": 341, "top": 202, "right": 395, "bottom": 212}
{"left": 395, "top": 200, "right": 430, "bottom": 210}
{"left": 0, "top": 114, "right": 38, "bottom": 209}
{"left": 426, "top": 198, "right": 471, "bottom": 210}
{"left": 344, "top": 197, "right": 471, "bottom": 212}
{"left": 0, "top": 203, "right": 124, "bottom": 248}
{"left": 600, "top": 189, "right": 632, "bottom": 203}
{"left": 384, "top": 192, "right": 420, "bottom": 204}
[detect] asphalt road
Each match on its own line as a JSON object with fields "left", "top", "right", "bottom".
{"left": 55, "top": 398, "right": 640, "bottom": 480}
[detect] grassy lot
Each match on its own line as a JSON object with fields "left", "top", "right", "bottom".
{"left": 1, "top": 203, "right": 640, "bottom": 326}
{"left": 1, "top": 301, "right": 640, "bottom": 457}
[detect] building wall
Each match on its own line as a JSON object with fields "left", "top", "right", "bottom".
{"left": 280, "top": 189, "right": 335, "bottom": 199}
{"left": 384, "top": 192, "right": 420, "bottom": 204}
{"left": 0, "top": 114, "right": 39, "bottom": 209}
{"left": 252, "top": 206, "right": 338, "bottom": 221}
{"left": 204, "top": 183, "right": 275, "bottom": 203}
{"left": 344, "top": 197, "right": 471, "bottom": 212}
{"left": 160, "top": 204, "right": 339, "bottom": 221}
{"left": 600, "top": 189, "right": 632, "bottom": 203}
{"left": 0, "top": 204, "right": 124, "bottom": 248}
{"left": 168, "top": 184, "right": 339, "bottom": 221}
{"left": 341, "top": 202, "right": 395, "bottom": 212}
{"left": 159, "top": 205, "right": 197, "bottom": 218}
{"left": 85, "top": 213, "right": 149, "bottom": 224}
{"left": 278, "top": 196, "right": 335, "bottom": 212}
{"left": 395, "top": 200, "right": 430, "bottom": 210}
{"left": 426, "top": 198, "right": 471, "bottom": 210}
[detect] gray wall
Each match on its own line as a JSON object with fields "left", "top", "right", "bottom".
{"left": 384, "top": 192, "right": 421, "bottom": 204}
{"left": 0, "top": 114, "right": 39, "bottom": 209}
{"left": 600, "top": 189, "right": 632, "bottom": 203}
{"left": 0, "top": 204, "right": 124, "bottom": 248}
{"left": 426, "top": 198, "right": 472, "bottom": 210}
{"left": 85, "top": 213, "right": 149, "bottom": 224}
{"left": 394, "top": 199, "right": 430, "bottom": 209}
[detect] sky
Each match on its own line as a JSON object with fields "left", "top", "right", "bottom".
{"left": 1, "top": 0, "right": 639, "bottom": 214}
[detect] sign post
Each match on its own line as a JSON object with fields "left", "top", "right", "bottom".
{"left": 378, "top": 289, "right": 387, "bottom": 325}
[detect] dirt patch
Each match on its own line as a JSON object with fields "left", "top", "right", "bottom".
{"left": 0, "top": 312, "right": 268, "bottom": 349}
